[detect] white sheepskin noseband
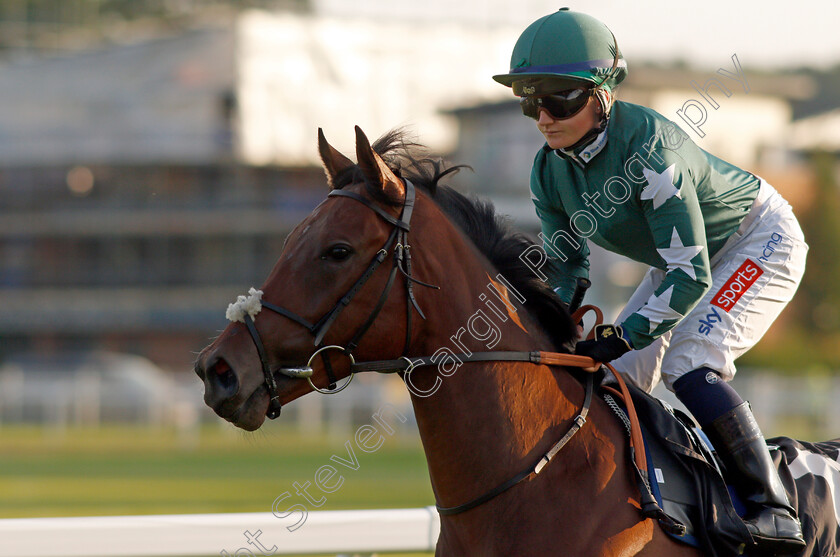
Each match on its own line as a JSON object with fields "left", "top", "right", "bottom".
{"left": 226, "top": 287, "right": 264, "bottom": 323}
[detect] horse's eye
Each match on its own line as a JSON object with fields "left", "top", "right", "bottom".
{"left": 322, "top": 245, "right": 353, "bottom": 261}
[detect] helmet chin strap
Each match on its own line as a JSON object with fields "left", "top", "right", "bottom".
{"left": 562, "top": 27, "right": 619, "bottom": 154}
{"left": 560, "top": 87, "right": 613, "bottom": 153}
{"left": 563, "top": 122, "right": 605, "bottom": 152}
{"left": 553, "top": 28, "right": 621, "bottom": 154}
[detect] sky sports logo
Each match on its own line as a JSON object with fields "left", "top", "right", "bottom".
{"left": 711, "top": 259, "right": 763, "bottom": 312}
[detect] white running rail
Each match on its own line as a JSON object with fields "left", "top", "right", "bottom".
{"left": 0, "top": 507, "right": 440, "bottom": 557}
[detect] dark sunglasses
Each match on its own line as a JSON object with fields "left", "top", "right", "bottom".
{"left": 520, "top": 88, "right": 594, "bottom": 120}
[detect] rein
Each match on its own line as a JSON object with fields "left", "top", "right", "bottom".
{"left": 347, "top": 350, "right": 640, "bottom": 517}
{"left": 438, "top": 372, "right": 594, "bottom": 516}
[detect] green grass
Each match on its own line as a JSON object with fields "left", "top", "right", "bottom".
{"left": 0, "top": 423, "right": 435, "bottom": 518}
{"left": 0, "top": 423, "right": 436, "bottom": 555}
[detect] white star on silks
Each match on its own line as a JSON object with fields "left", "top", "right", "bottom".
{"left": 656, "top": 228, "right": 704, "bottom": 281}
{"left": 637, "top": 285, "right": 685, "bottom": 335}
{"left": 641, "top": 164, "right": 681, "bottom": 210}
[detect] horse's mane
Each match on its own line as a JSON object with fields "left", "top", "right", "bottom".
{"left": 330, "top": 129, "right": 577, "bottom": 353}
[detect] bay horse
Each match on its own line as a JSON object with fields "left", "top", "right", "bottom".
{"left": 194, "top": 126, "right": 708, "bottom": 556}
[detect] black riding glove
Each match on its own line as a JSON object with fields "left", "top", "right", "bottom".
{"left": 574, "top": 324, "right": 633, "bottom": 363}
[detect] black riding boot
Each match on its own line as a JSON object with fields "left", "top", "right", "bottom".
{"left": 709, "top": 402, "right": 806, "bottom": 555}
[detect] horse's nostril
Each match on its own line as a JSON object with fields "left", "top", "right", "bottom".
{"left": 214, "top": 358, "right": 231, "bottom": 375}
{"left": 207, "top": 357, "right": 238, "bottom": 395}
{"left": 214, "top": 359, "right": 237, "bottom": 390}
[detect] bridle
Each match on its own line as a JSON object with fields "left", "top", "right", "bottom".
{"left": 235, "top": 179, "right": 437, "bottom": 419}
{"left": 226, "top": 177, "right": 655, "bottom": 521}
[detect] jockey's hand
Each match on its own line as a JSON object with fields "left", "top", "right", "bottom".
{"left": 574, "top": 324, "right": 633, "bottom": 363}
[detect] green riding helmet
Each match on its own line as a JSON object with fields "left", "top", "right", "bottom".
{"left": 493, "top": 8, "right": 627, "bottom": 97}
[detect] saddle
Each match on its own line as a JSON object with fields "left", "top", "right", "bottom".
{"left": 566, "top": 303, "right": 750, "bottom": 555}
{"left": 604, "top": 380, "right": 755, "bottom": 556}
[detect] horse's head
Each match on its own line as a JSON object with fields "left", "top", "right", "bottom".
{"left": 195, "top": 127, "right": 432, "bottom": 430}
{"left": 195, "top": 126, "right": 578, "bottom": 431}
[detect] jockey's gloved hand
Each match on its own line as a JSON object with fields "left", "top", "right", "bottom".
{"left": 574, "top": 324, "right": 633, "bottom": 363}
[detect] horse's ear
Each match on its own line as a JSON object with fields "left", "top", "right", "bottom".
{"left": 318, "top": 128, "right": 354, "bottom": 190}
{"left": 354, "top": 126, "right": 405, "bottom": 199}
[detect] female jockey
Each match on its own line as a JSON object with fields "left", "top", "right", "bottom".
{"left": 494, "top": 8, "right": 808, "bottom": 555}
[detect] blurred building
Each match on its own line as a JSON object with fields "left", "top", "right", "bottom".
{"left": 0, "top": 22, "right": 324, "bottom": 370}
{"left": 233, "top": 10, "right": 520, "bottom": 164}
{"left": 0, "top": 11, "right": 522, "bottom": 372}
{"left": 0, "top": 8, "right": 824, "bottom": 372}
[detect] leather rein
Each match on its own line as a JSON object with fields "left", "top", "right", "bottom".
{"left": 230, "top": 178, "right": 643, "bottom": 517}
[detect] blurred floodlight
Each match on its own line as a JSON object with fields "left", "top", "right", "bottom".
{"left": 66, "top": 166, "right": 95, "bottom": 196}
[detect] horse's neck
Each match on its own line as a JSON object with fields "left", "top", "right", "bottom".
{"left": 407, "top": 322, "right": 638, "bottom": 552}
{"left": 409, "top": 354, "right": 586, "bottom": 502}
{"left": 404, "top": 201, "right": 609, "bottom": 523}
{"left": 405, "top": 252, "right": 587, "bottom": 518}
